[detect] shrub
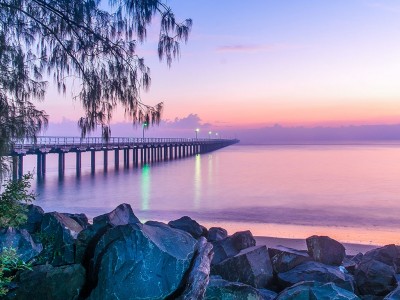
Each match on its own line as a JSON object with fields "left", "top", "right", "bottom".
{"left": 0, "top": 247, "right": 31, "bottom": 296}
{"left": 0, "top": 173, "right": 35, "bottom": 228}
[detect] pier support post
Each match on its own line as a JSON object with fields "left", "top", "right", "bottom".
{"left": 114, "top": 149, "right": 119, "bottom": 169}
{"left": 37, "top": 153, "right": 42, "bottom": 177}
{"left": 76, "top": 151, "right": 82, "bottom": 175}
{"left": 103, "top": 149, "right": 108, "bottom": 171}
{"left": 58, "top": 152, "right": 65, "bottom": 177}
{"left": 18, "top": 155, "right": 23, "bottom": 179}
{"left": 91, "top": 150, "right": 96, "bottom": 173}
{"left": 12, "top": 156, "right": 18, "bottom": 180}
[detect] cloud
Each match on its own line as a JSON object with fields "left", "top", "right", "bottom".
{"left": 216, "top": 43, "right": 302, "bottom": 53}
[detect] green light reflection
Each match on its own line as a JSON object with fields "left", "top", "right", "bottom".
{"left": 141, "top": 164, "right": 151, "bottom": 210}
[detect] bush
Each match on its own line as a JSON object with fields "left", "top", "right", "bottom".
{"left": 0, "top": 173, "right": 35, "bottom": 228}
{"left": 0, "top": 247, "right": 31, "bottom": 296}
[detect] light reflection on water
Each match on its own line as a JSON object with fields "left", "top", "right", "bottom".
{"left": 23, "top": 144, "right": 400, "bottom": 245}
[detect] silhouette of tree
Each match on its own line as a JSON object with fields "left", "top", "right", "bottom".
{"left": 0, "top": 0, "right": 192, "bottom": 178}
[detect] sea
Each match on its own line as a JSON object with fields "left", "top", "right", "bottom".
{"left": 22, "top": 144, "right": 400, "bottom": 245}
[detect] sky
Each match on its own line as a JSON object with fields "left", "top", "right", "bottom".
{"left": 37, "top": 0, "right": 400, "bottom": 139}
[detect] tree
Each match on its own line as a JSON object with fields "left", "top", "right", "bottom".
{"left": 0, "top": 0, "right": 192, "bottom": 178}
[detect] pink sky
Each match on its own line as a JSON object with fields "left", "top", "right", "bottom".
{"left": 36, "top": 0, "right": 400, "bottom": 132}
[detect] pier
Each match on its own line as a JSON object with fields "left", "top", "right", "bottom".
{"left": 9, "top": 136, "right": 239, "bottom": 179}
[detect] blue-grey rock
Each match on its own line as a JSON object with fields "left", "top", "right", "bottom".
{"left": 384, "top": 286, "right": 400, "bottom": 299}
{"left": 205, "top": 277, "right": 277, "bottom": 300}
{"left": 20, "top": 204, "right": 44, "bottom": 234}
{"left": 0, "top": 227, "right": 42, "bottom": 262}
{"left": 362, "top": 244, "right": 400, "bottom": 271}
{"left": 62, "top": 213, "right": 89, "bottom": 229}
{"left": 212, "top": 245, "right": 273, "bottom": 288}
{"left": 177, "top": 237, "right": 214, "bottom": 300}
{"left": 354, "top": 257, "right": 396, "bottom": 296}
{"left": 88, "top": 223, "right": 197, "bottom": 300}
{"left": 278, "top": 261, "right": 355, "bottom": 292}
{"left": 212, "top": 230, "right": 256, "bottom": 265}
{"left": 92, "top": 203, "right": 140, "bottom": 228}
{"left": 306, "top": 235, "right": 346, "bottom": 266}
{"left": 7, "top": 264, "right": 85, "bottom": 300}
{"left": 276, "top": 281, "right": 360, "bottom": 300}
{"left": 268, "top": 245, "right": 312, "bottom": 273}
{"left": 40, "top": 212, "right": 83, "bottom": 266}
{"left": 343, "top": 253, "right": 363, "bottom": 274}
{"left": 207, "top": 227, "right": 228, "bottom": 242}
{"left": 169, "top": 216, "right": 208, "bottom": 239}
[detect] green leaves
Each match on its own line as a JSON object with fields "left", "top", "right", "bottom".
{"left": 0, "top": 173, "right": 35, "bottom": 228}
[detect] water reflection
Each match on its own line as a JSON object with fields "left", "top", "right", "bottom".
{"left": 194, "top": 154, "right": 201, "bottom": 208}
{"left": 140, "top": 164, "right": 151, "bottom": 210}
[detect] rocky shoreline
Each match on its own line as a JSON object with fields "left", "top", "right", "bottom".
{"left": 1, "top": 203, "right": 400, "bottom": 299}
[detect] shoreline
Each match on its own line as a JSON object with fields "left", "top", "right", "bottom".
{"left": 254, "top": 236, "right": 379, "bottom": 256}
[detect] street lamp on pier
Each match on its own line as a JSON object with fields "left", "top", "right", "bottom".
{"left": 195, "top": 128, "right": 199, "bottom": 139}
{"left": 208, "top": 131, "right": 212, "bottom": 139}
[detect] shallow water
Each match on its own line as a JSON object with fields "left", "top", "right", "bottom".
{"left": 24, "top": 144, "right": 400, "bottom": 245}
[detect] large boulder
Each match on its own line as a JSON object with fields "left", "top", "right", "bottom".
{"left": 88, "top": 223, "right": 197, "bottom": 300}
{"left": 0, "top": 228, "right": 42, "bottom": 262}
{"left": 205, "top": 277, "right": 277, "bottom": 300}
{"left": 306, "top": 235, "right": 346, "bottom": 266}
{"left": 354, "top": 258, "right": 397, "bottom": 296}
{"left": 278, "top": 261, "right": 355, "bottom": 292}
{"left": 7, "top": 264, "right": 85, "bottom": 300}
{"left": 276, "top": 281, "right": 360, "bottom": 300}
{"left": 92, "top": 203, "right": 140, "bottom": 228}
{"left": 20, "top": 204, "right": 44, "bottom": 234}
{"left": 362, "top": 245, "right": 400, "bottom": 271}
{"left": 268, "top": 245, "right": 312, "bottom": 273}
{"left": 212, "top": 245, "right": 273, "bottom": 288}
{"left": 207, "top": 227, "right": 228, "bottom": 242}
{"left": 40, "top": 212, "right": 83, "bottom": 266}
{"left": 168, "top": 216, "right": 208, "bottom": 239}
{"left": 76, "top": 203, "right": 141, "bottom": 264}
{"left": 212, "top": 230, "right": 256, "bottom": 265}
{"left": 177, "top": 237, "right": 213, "bottom": 300}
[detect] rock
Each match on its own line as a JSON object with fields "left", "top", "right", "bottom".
{"left": 354, "top": 258, "right": 396, "bottom": 296}
{"left": 168, "top": 216, "right": 208, "bottom": 239}
{"left": 76, "top": 204, "right": 141, "bottom": 265}
{"left": 7, "top": 264, "right": 85, "bottom": 300}
{"left": 177, "top": 237, "right": 214, "bottom": 300}
{"left": 205, "top": 277, "right": 277, "bottom": 300}
{"left": 278, "top": 261, "right": 355, "bottom": 292}
{"left": 212, "top": 230, "right": 256, "bottom": 265}
{"left": 62, "top": 213, "right": 89, "bottom": 229}
{"left": 343, "top": 253, "right": 363, "bottom": 274}
{"left": 384, "top": 286, "right": 400, "bottom": 299}
{"left": 207, "top": 227, "right": 228, "bottom": 242}
{"left": 40, "top": 212, "right": 83, "bottom": 266}
{"left": 276, "top": 281, "right": 360, "bottom": 300}
{"left": 268, "top": 245, "right": 312, "bottom": 273}
{"left": 92, "top": 203, "right": 140, "bottom": 228}
{"left": 88, "top": 223, "right": 197, "bottom": 300}
{"left": 212, "top": 245, "right": 273, "bottom": 288}
{"left": 20, "top": 204, "right": 44, "bottom": 234}
{"left": 306, "top": 235, "right": 346, "bottom": 266}
{"left": 0, "top": 228, "right": 42, "bottom": 262}
{"left": 362, "top": 245, "right": 400, "bottom": 271}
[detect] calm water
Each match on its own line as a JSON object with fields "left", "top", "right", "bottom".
{"left": 24, "top": 144, "right": 400, "bottom": 245}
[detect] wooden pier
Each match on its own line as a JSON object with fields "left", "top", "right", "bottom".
{"left": 9, "top": 137, "right": 239, "bottom": 179}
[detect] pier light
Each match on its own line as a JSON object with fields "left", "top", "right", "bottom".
{"left": 208, "top": 131, "right": 212, "bottom": 139}
{"left": 195, "top": 128, "right": 199, "bottom": 139}
{"left": 215, "top": 133, "right": 219, "bottom": 139}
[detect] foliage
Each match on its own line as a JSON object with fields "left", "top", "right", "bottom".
{"left": 0, "top": 0, "right": 191, "bottom": 178}
{"left": 0, "top": 173, "right": 35, "bottom": 228}
{"left": 0, "top": 247, "right": 31, "bottom": 296}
